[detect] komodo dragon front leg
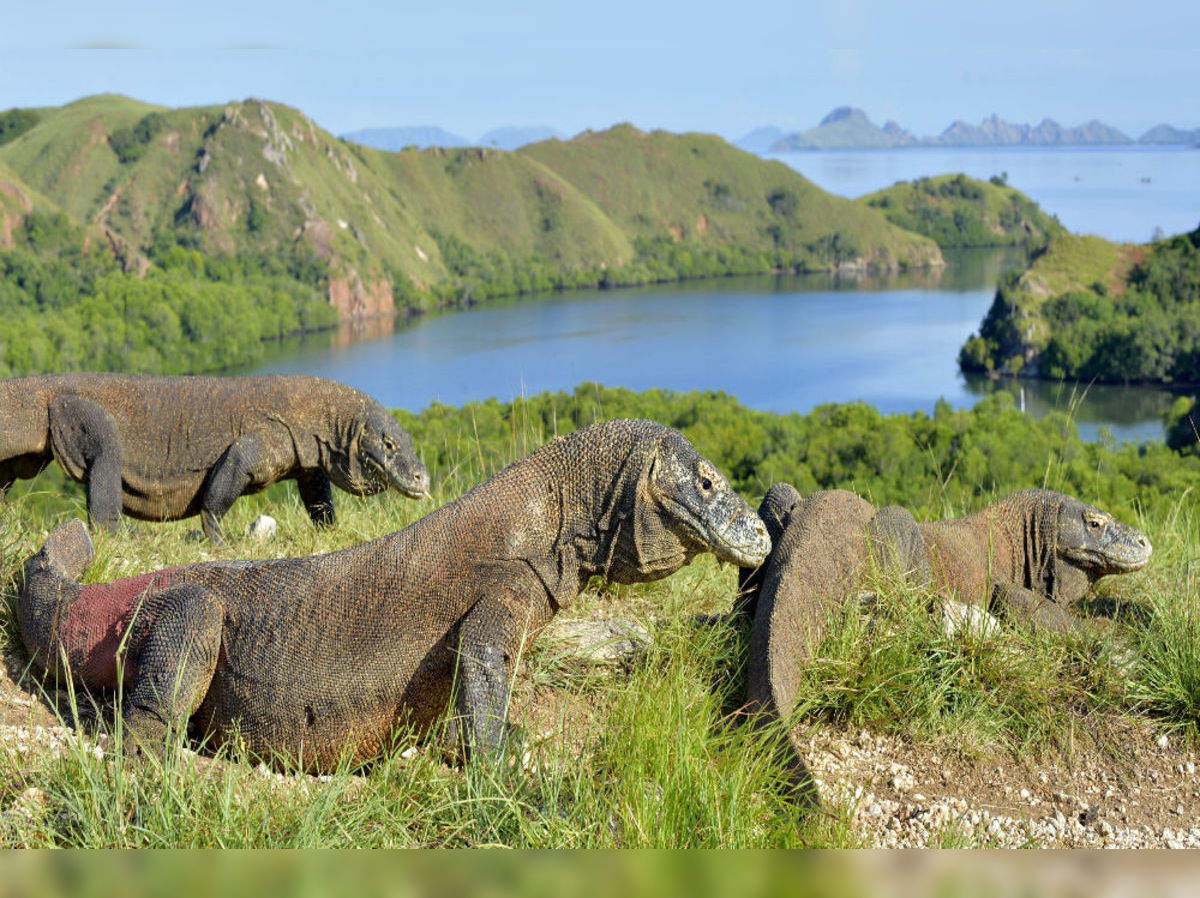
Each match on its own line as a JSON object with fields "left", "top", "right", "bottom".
{"left": 297, "top": 471, "right": 336, "bottom": 528}
{"left": 734, "top": 483, "right": 803, "bottom": 627}
{"left": 122, "top": 584, "right": 224, "bottom": 756}
{"left": 48, "top": 395, "right": 124, "bottom": 531}
{"left": 201, "top": 434, "right": 275, "bottom": 545}
{"left": 867, "top": 506, "right": 932, "bottom": 586}
{"left": 451, "top": 566, "right": 544, "bottom": 760}
{"left": 990, "top": 583, "right": 1084, "bottom": 638}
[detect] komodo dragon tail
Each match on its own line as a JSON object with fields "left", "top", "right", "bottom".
{"left": 16, "top": 520, "right": 94, "bottom": 673}
{"left": 26, "top": 519, "right": 94, "bottom": 582}
{"left": 743, "top": 492, "right": 927, "bottom": 808}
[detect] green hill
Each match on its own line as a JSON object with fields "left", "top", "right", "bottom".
{"left": 0, "top": 96, "right": 943, "bottom": 376}
{"left": 860, "top": 174, "right": 1064, "bottom": 249}
{"left": 520, "top": 124, "right": 939, "bottom": 271}
{"left": 0, "top": 98, "right": 936, "bottom": 336}
{"left": 959, "top": 227, "right": 1200, "bottom": 383}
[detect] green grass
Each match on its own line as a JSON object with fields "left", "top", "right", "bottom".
{"left": 0, "top": 97, "right": 947, "bottom": 378}
{"left": 1015, "top": 233, "right": 1130, "bottom": 301}
{"left": 521, "top": 125, "right": 940, "bottom": 270}
{"left": 0, "top": 476, "right": 1194, "bottom": 848}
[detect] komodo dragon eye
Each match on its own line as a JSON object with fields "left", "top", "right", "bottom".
{"left": 1086, "top": 517, "right": 1103, "bottom": 532}
{"left": 383, "top": 437, "right": 397, "bottom": 453}
{"left": 696, "top": 462, "right": 719, "bottom": 494}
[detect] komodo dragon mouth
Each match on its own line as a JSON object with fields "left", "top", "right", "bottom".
{"left": 666, "top": 495, "right": 772, "bottom": 568}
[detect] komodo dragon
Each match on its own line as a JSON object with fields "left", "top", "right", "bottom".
{"left": 0, "top": 374, "right": 430, "bottom": 543}
{"left": 16, "top": 419, "right": 771, "bottom": 770}
{"left": 740, "top": 487, "right": 1152, "bottom": 788}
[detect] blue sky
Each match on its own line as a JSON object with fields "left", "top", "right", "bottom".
{"left": 3, "top": 0, "right": 1198, "bottom": 140}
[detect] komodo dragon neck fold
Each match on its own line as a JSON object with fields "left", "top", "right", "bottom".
{"left": 497, "top": 427, "right": 672, "bottom": 608}
{"left": 955, "top": 490, "right": 1061, "bottom": 598}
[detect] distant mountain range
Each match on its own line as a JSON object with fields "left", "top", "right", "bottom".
{"left": 340, "top": 125, "right": 472, "bottom": 151}
{"left": 343, "top": 125, "right": 561, "bottom": 152}
{"left": 751, "top": 107, "right": 1200, "bottom": 152}
{"left": 479, "top": 126, "right": 563, "bottom": 150}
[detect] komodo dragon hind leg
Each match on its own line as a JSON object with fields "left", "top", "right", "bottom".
{"left": 48, "top": 396, "right": 124, "bottom": 532}
{"left": 122, "top": 584, "right": 223, "bottom": 759}
{"left": 201, "top": 434, "right": 268, "bottom": 545}
{"left": 297, "top": 471, "right": 336, "bottom": 528}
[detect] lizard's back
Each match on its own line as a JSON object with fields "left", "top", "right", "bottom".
{"left": 3, "top": 374, "right": 368, "bottom": 519}
{"left": 70, "top": 454, "right": 558, "bottom": 766}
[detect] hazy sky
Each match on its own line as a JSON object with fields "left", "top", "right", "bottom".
{"left": 3, "top": 0, "right": 1198, "bottom": 140}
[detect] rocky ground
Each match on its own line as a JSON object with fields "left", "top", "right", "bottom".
{"left": 2, "top": 612, "right": 1198, "bottom": 848}
{"left": 804, "top": 719, "right": 1200, "bottom": 847}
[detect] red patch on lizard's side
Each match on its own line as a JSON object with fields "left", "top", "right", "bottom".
{"left": 62, "top": 568, "right": 188, "bottom": 689}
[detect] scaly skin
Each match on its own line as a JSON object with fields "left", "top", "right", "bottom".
{"left": 0, "top": 374, "right": 429, "bottom": 543}
{"left": 16, "top": 420, "right": 771, "bottom": 771}
{"left": 741, "top": 487, "right": 1152, "bottom": 793}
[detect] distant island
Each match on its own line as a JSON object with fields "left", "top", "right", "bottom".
{"left": 343, "top": 125, "right": 562, "bottom": 152}
{"left": 751, "top": 107, "right": 1200, "bottom": 152}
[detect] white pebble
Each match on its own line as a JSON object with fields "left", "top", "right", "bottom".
{"left": 249, "top": 515, "right": 278, "bottom": 541}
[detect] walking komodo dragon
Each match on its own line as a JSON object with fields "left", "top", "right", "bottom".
{"left": 738, "top": 487, "right": 1152, "bottom": 788}
{"left": 16, "top": 419, "right": 771, "bottom": 769}
{"left": 0, "top": 374, "right": 430, "bottom": 543}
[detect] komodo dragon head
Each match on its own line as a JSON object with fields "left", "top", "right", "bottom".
{"left": 601, "top": 426, "right": 771, "bottom": 583}
{"left": 339, "top": 406, "right": 430, "bottom": 499}
{"left": 1052, "top": 493, "right": 1153, "bottom": 578}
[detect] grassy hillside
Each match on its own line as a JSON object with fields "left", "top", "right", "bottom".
{"left": 521, "top": 125, "right": 940, "bottom": 272}
{"left": 2, "top": 386, "right": 1198, "bottom": 847}
{"left": 960, "top": 228, "right": 1200, "bottom": 384}
{"left": 861, "top": 174, "right": 1063, "bottom": 249}
{"left": 0, "top": 97, "right": 943, "bottom": 378}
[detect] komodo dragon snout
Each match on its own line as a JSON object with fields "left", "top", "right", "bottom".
{"left": 353, "top": 409, "right": 430, "bottom": 499}
{"left": 1055, "top": 497, "right": 1152, "bottom": 575}
{"left": 645, "top": 434, "right": 771, "bottom": 570}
